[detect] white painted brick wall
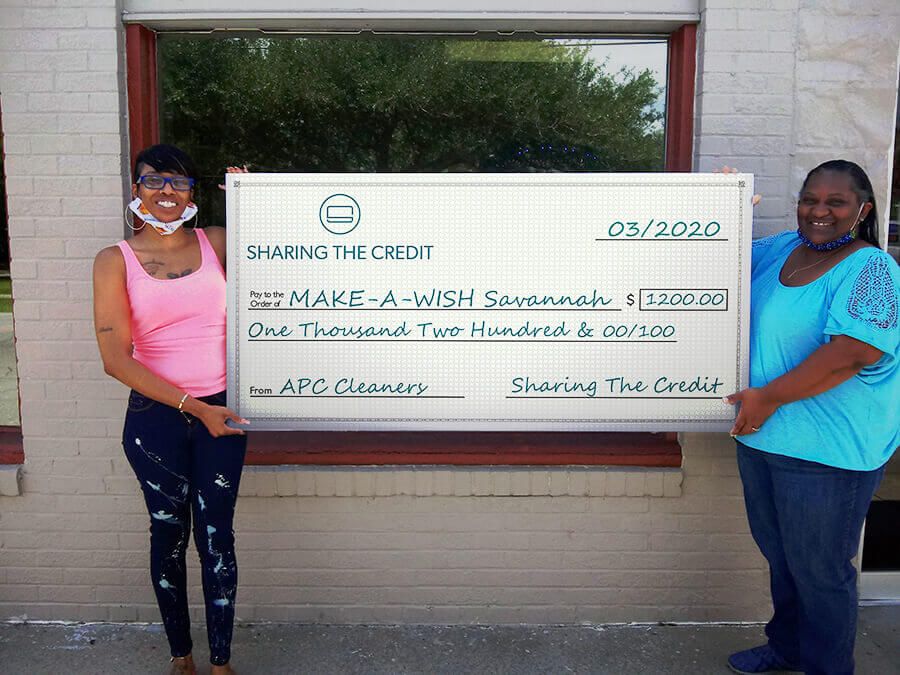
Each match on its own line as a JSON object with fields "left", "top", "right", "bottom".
{"left": 1, "top": 1, "right": 898, "bottom": 624}
{"left": 790, "top": 4, "right": 900, "bottom": 226}
{"left": 0, "top": 0, "right": 132, "bottom": 574}
{"left": 695, "top": 0, "right": 801, "bottom": 233}
{"left": 695, "top": 0, "right": 900, "bottom": 239}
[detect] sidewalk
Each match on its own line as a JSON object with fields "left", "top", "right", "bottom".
{"left": 1, "top": 605, "right": 897, "bottom": 674}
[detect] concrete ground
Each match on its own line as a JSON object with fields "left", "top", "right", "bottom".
{"left": 0, "top": 606, "right": 897, "bottom": 674}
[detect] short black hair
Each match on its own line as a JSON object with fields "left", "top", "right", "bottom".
{"left": 132, "top": 144, "right": 199, "bottom": 183}
{"left": 801, "top": 159, "right": 880, "bottom": 248}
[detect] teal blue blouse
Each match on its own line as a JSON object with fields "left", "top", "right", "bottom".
{"left": 738, "top": 231, "right": 899, "bottom": 470}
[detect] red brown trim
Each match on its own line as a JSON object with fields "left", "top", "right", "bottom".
{"left": 0, "top": 426, "right": 23, "bottom": 465}
{"left": 248, "top": 431, "right": 681, "bottom": 467}
{"left": 664, "top": 23, "right": 697, "bottom": 172}
{"left": 125, "top": 24, "right": 159, "bottom": 173}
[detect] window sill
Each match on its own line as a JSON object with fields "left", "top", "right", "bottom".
{"left": 247, "top": 431, "right": 681, "bottom": 467}
{"left": 0, "top": 426, "right": 23, "bottom": 465}
{"left": 238, "top": 465, "right": 683, "bottom": 498}
{"left": 0, "top": 428, "right": 24, "bottom": 496}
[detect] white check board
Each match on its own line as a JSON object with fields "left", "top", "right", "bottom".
{"left": 226, "top": 173, "right": 752, "bottom": 431}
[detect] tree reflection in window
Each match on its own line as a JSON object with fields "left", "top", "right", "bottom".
{"left": 158, "top": 35, "right": 666, "bottom": 226}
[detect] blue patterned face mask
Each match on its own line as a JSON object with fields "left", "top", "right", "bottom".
{"left": 797, "top": 203, "right": 865, "bottom": 251}
{"left": 128, "top": 197, "right": 198, "bottom": 236}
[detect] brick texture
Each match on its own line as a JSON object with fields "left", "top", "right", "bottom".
{"left": 695, "top": 0, "right": 900, "bottom": 239}
{"left": 1, "top": 1, "right": 898, "bottom": 625}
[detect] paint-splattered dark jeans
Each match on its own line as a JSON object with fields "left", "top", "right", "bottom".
{"left": 122, "top": 390, "right": 246, "bottom": 666}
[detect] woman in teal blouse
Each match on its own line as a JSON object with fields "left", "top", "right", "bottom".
{"left": 724, "top": 160, "right": 899, "bottom": 675}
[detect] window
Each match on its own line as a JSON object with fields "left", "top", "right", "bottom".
{"left": 0, "top": 107, "right": 23, "bottom": 465}
{"left": 157, "top": 34, "right": 669, "bottom": 224}
{"left": 126, "top": 25, "right": 696, "bottom": 465}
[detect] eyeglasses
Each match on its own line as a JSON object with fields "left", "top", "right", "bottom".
{"left": 136, "top": 175, "right": 195, "bottom": 191}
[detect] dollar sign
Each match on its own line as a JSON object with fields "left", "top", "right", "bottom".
{"left": 626, "top": 293, "right": 635, "bottom": 307}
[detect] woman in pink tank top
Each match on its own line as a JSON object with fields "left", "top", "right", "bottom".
{"left": 93, "top": 145, "right": 247, "bottom": 675}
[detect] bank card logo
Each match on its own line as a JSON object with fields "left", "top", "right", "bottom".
{"left": 319, "top": 194, "right": 361, "bottom": 235}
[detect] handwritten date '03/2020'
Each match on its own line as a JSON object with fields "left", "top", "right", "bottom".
{"left": 605, "top": 219, "right": 722, "bottom": 239}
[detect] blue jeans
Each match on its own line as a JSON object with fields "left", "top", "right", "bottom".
{"left": 122, "top": 390, "right": 246, "bottom": 666}
{"left": 735, "top": 442, "right": 885, "bottom": 675}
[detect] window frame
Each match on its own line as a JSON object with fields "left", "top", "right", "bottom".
{"left": 124, "top": 23, "right": 696, "bottom": 467}
{"left": 0, "top": 102, "right": 23, "bottom": 465}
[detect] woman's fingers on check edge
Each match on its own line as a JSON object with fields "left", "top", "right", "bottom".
{"left": 729, "top": 412, "right": 743, "bottom": 436}
{"left": 203, "top": 407, "right": 248, "bottom": 436}
{"left": 223, "top": 408, "right": 250, "bottom": 434}
{"left": 724, "top": 391, "right": 765, "bottom": 436}
{"left": 225, "top": 408, "right": 250, "bottom": 426}
{"left": 730, "top": 416, "right": 756, "bottom": 437}
{"left": 712, "top": 167, "right": 759, "bottom": 204}
{"left": 724, "top": 391, "right": 745, "bottom": 436}
{"left": 214, "top": 420, "right": 244, "bottom": 437}
{"left": 218, "top": 165, "right": 250, "bottom": 190}
{"left": 723, "top": 391, "right": 742, "bottom": 405}
{"left": 732, "top": 419, "right": 763, "bottom": 437}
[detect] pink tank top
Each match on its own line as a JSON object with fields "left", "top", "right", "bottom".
{"left": 117, "top": 229, "right": 227, "bottom": 397}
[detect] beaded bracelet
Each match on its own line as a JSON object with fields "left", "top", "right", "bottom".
{"left": 177, "top": 393, "right": 189, "bottom": 411}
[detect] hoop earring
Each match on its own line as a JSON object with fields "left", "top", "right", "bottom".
{"left": 125, "top": 203, "right": 145, "bottom": 232}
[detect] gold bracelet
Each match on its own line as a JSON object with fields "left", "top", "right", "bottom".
{"left": 177, "top": 393, "right": 189, "bottom": 411}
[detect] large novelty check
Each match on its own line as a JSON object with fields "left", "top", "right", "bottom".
{"left": 226, "top": 173, "right": 753, "bottom": 431}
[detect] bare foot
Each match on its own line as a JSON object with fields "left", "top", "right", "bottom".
{"left": 211, "top": 664, "right": 236, "bottom": 674}
{"left": 169, "top": 654, "right": 197, "bottom": 675}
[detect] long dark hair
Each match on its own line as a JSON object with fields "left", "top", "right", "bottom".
{"left": 800, "top": 159, "right": 880, "bottom": 248}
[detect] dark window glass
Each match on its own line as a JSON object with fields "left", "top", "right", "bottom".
{"left": 157, "top": 34, "right": 667, "bottom": 226}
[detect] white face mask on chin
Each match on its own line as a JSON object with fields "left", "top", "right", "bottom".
{"left": 129, "top": 197, "right": 198, "bottom": 236}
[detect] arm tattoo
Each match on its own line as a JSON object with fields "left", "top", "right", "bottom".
{"left": 97, "top": 326, "right": 114, "bottom": 334}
